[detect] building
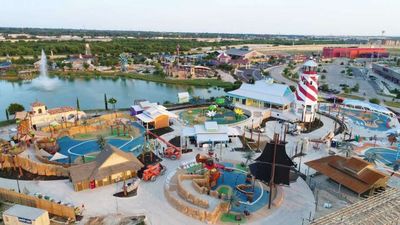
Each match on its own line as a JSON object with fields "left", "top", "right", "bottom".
{"left": 3, "top": 204, "right": 50, "bottom": 225}
{"left": 62, "top": 54, "right": 96, "bottom": 71}
{"left": 134, "top": 101, "right": 178, "bottom": 129}
{"left": 295, "top": 60, "right": 319, "bottom": 122}
{"left": 164, "top": 64, "right": 214, "bottom": 79}
{"left": 227, "top": 79, "right": 295, "bottom": 111}
{"left": 225, "top": 48, "right": 263, "bottom": 61}
{"left": 0, "top": 61, "right": 12, "bottom": 72}
{"left": 177, "top": 92, "right": 190, "bottom": 103}
{"left": 15, "top": 102, "right": 86, "bottom": 129}
{"left": 372, "top": 63, "right": 400, "bottom": 84}
{"left": 182, "top": 121, "right": 242, "bottom": 147}
{"left": 69, "top": 144, "right": 144, "bottom": 191}
{"left": 322, "top": 47, "right": 389, "bottom": 59}
{"left": 305, "top": 156, "right": 389, "bottom": 196}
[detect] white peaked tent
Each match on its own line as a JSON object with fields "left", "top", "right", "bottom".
{"left": 50, "top": 152, "right": 68, "bottom": 161}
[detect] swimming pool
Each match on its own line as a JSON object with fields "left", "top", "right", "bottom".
{"left": 56, "top": 122, "right": 145, "bottom": 163}
{"left": 319, "top": 105, "right": 392, "bottom": 131}
{"left": 364, "top": 147, "right": 399, "bottom": 165}
{"left": 213, "top": 162, "right": 269, "bottom": 213}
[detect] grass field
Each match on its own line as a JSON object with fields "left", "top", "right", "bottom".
{"left": 220, "top": 213, "right": 247, "bottom": 224}
{"left": 384, "top": 101, "right": 400, "bottom": 108}
{"left": 337, "top": 93, "right": 366, "bottom": 100}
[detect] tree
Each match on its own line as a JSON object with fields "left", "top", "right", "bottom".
{"left": 5, "top": 109, "right": 9, "bottom": 121}
{"left": 369, "top": 98, "right": 380, "bottom": 104}
{"left": 242, "top": 150, "right": 255, "bottom": 166}
{"left": 76, "top": 97, "right": 80, "bottom": 111}
{"left": 338, "top": 142, "right": 354, "bottom": 157}
{"left": 7, "top": 103, "right": 25, "bottom": 115}
{"left": 351, "top": 83, "right": 360, "bottom": 92}
{"left": 83, "top": 62, "right": 90, "bottom": 70}
{"left": 104, "top": 93, "right": 109, "bottom": 110}
{"left": 97, "top": 135, "right": 107, "bottom": 151}
{"left": 226, "top": 193, "right": 241, "bottom": 214}
{"left": 363, "top": 152, "right": 378, "bottom": 164}
{"left": 391, "top": 162, "right": 399, "bottom": 177}
{"left": 321, "top": 74, "right": 326, "bottom": 80}
{"left": 108, "top": 97, "right": 117, "bottom": 111}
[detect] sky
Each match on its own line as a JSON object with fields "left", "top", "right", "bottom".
{"left": 0, "top": 0, "right": 399, "bottom": 36}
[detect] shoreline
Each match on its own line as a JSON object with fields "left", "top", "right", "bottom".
{"left": 1, "top": 71, "right": 239, "bottom": 90}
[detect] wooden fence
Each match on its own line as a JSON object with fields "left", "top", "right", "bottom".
{"left": 0, "top": 188, "right": 76, "bottom": 220}
{"left": 0, "top": 154, "right": 69, "bottom": 177}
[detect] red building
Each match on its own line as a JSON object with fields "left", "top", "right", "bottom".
{"left": 322, "top": 47, "right": 389, "bottom": 59}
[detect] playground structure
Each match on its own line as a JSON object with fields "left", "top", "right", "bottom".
{"left": 110, "top": 119, "right": 133, "bottom": 137}
{"left": 142, "top": 163, "right": 166, "bottom": 181}
{"left": 194, "top": 154, "right": 222, "bottom": 189}
{"left": 146, "top": 130, "right": 181, "bottom": 160}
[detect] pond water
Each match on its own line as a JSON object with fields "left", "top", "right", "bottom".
{"left": 0, "top": 76, "right": 226, "bottom": 120}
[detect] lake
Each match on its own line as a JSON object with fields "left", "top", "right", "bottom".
{"left": 0, "top": 76, "right": 226, "bottom": 120}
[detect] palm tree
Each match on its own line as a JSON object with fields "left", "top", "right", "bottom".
{"left": 338, "top": 142, "right": 354, "bottom": 157}
{"left": 226, "top": 193, "right": 241, "bottom": 214}
{"left": 391, "top": 161, "right": 400, "bottom": 177}
{"left": 108, "top": 97, "right": 117, "bottom": 111}
{"left": 363, "top": 152, "right": 378, "bottom": 164}
{"left": 97, "top": 135, "right": 107, "bottom": 151}
{"left": 242, "top": 150, "right": 255, "bottom": 166}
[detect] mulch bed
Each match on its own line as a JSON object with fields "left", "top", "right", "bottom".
{"left": 0, "top": 168, "right": 68, "bottom": 180}
{"left": 147, "top": 127, "right": 174, "bottom": 139}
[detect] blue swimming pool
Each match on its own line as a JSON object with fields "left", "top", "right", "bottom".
{"left": 56, "top": 122, "right": 145, "bottom": 163}
{"left": 319, "top": 105, "right": 392, "bottom": 131}
{"left": 213, "top": 162, "right": 269, "bottom": 213}
{"left": 364, "top": 147, "right": 399, "bottom": 165}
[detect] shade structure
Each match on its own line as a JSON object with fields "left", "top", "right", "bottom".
{"left": 50, "top": 152, "right": 68, "bottom": 161}
{"left": 249, "top": 142, "right": 295, "bottom": 185}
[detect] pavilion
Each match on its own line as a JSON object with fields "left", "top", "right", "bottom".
{"left": 181, "top": 121, "right": 242, "bottom": 147}
{"left": 134, "top": 101, "right": 178, "bottom": 130}
{"left": 69, "top": 144, "right": 144, "bottom": 191}
{"left": 305, "top": 155, "right": 389, "bottom": 196}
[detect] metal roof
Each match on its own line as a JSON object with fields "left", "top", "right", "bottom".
{"left": 227, "top": 80, "right": 295, "bottom": 106}
{"left": 3, "top": 204, "right": 47, "bottom": 220}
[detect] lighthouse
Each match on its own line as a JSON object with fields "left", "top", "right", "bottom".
{"left": 295, "top": 59, "right": 319, "bottom": 123}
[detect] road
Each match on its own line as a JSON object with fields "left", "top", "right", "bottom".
{"left": 266, "top": 65, "right": 297, "bottom": 86}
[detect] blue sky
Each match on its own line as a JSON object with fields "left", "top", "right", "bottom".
{"left": 0, "top": 0, "right": 399, "bottom": 36}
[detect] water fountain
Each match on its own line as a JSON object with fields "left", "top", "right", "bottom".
{"left": 31, "top": 49, "right": 60, "bottom": 91}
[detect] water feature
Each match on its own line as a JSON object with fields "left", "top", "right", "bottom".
{"left": 0, "top": 76, "right": 226, "bottom": 120}
{"left": 31, "top": 50, "right": 61, "bottom": 91}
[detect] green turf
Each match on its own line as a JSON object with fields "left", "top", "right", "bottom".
{"left": 384, "top": 101, "right": 400, "bottom": 108}
{"left": 217, "top": 185, "right": 232, "bottom": 196}
{"left": 235, "top": 163, "right": 248, "bottom": 172}
{"left": 186, "top": 164, "right": 203, "bottom": 174}
{"left": 220, "top": 213, "right": 247, "bottom": 224}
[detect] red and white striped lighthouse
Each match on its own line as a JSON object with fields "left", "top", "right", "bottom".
{"left": 295, "top": 59, "right": 319, "bottom": 122}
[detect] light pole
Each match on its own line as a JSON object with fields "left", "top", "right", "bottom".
{"left": 250, "top": 119, "right": 254, "bottom": 141}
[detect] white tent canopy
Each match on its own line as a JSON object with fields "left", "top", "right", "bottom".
{"left": 50, "top": 152, "right": 68, "bottom": 161}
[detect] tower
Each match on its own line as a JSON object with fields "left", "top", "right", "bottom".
{"left": 295, "top": 59, "right": 319, "bottom": 123}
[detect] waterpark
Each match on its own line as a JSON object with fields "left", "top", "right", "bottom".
{"left": 0, "top": 59, "right": 399, "bottom": 225}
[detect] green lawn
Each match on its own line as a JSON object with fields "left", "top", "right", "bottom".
{"left": 337, "top": 93, "right": 365, "bottom": 101}
{"left": 0, "top": 119, "right": 16, "bottom": 127}
{"left": 384, "top": 101, "right": 400, "bottom": 108}
{"left": 54, "top": 71, "right": 237, "bottom": 89}
{"left": 235, "top": 163, "right": 248, "bottom": 172}
{"left": 217, "top": 185, "right": 232, "bottom": 196}
{"left": 220, "top": 213, "right": 247, "bottom": 224}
